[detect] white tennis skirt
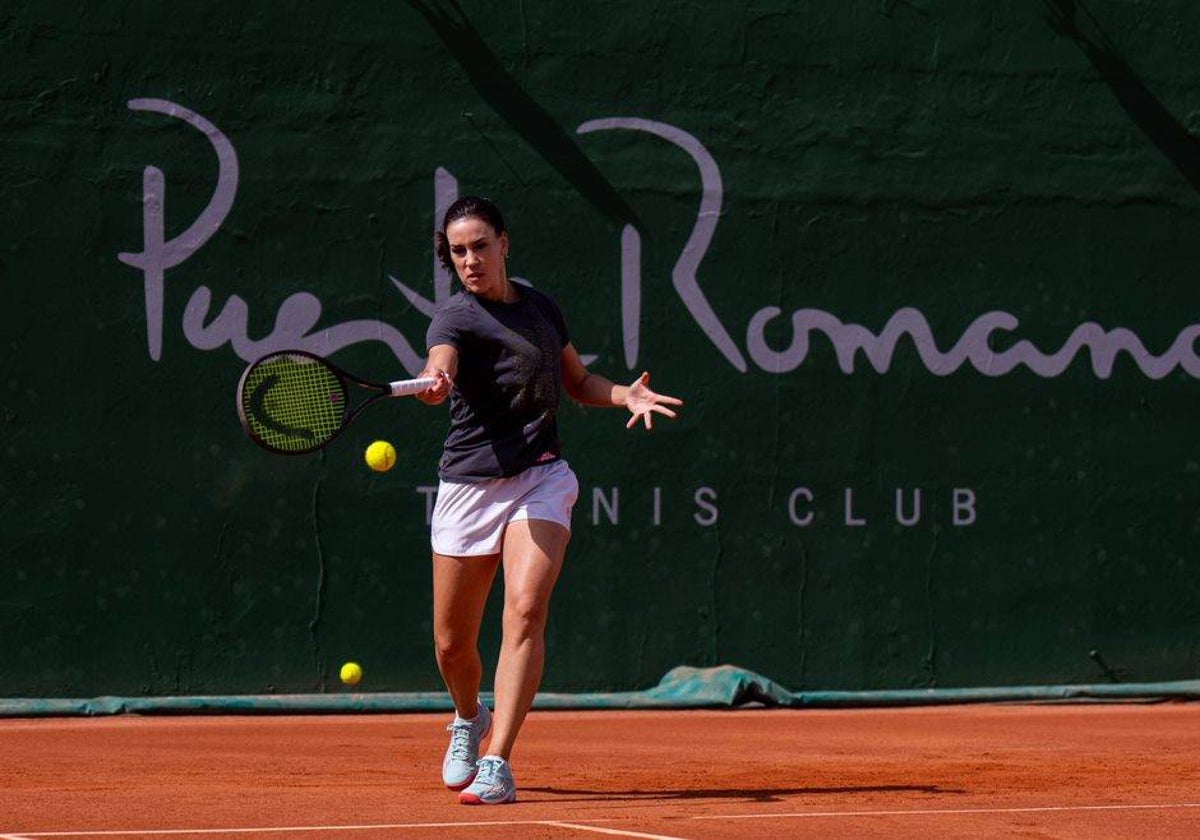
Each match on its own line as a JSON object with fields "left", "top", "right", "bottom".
{"left": 430, "top": 459, "right": 579, "bottom": 556}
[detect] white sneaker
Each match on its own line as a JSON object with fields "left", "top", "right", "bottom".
{"left": 441, "top": 701, "right": 492, "bottom": 790}
{"left": 458, "top": 755, "right": 516, "bottom": 805}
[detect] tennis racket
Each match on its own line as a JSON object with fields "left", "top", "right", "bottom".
{"left": 236, "top": 350, "right": 436, "bottom": 455}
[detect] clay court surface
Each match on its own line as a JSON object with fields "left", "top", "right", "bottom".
{"left": 1, "top": 704, "right": 1198, "bottom": 839}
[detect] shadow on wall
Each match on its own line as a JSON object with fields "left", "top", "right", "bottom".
{"left": 404, "top": 0, "right": 644, "bottom": 232}
{"left": 1045, "top": 0, "right": 1200, "bottom": 195}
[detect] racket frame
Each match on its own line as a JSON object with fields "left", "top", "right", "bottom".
{"left": 236, "top": 349, "right": 435, "bottom": 455}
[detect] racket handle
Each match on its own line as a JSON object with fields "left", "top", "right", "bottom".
{"left": 388, "top": 377, "right": 438, "bottom": 397}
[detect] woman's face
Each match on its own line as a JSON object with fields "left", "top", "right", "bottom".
{"left": 445, "top": 216, "right": 509, "bottom": 301}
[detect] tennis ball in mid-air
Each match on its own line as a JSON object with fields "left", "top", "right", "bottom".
{"left": 364, "top": 440, "right": 396, "bottom": 472}
{"left": 340, "top": 661, "right": 363, "bottom": 686}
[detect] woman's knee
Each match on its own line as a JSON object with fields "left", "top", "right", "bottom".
{"left": 502, "top": 592, "right": 551, "bottom": 637}
{"left": 434, "top": 632, "right": 477, "bottom": 666}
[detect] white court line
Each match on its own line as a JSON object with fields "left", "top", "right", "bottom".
{"left": 0, "top": 825, "right": 582, "bottom": 838}
{"left": 541, "top": 823, "right": 688, "bottom": 840}
{"left": 7, "top": 803, "right": 1200, "bottom": 839}
{"left": 0, "top": 823, "right": 624, "bottom": 839}
{"left": 689, "top": 802, "right": 1200, "bottom": 821}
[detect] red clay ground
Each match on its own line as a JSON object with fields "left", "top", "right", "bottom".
{"left": 1, "top": 704, "right": 1198, "bottom": 839}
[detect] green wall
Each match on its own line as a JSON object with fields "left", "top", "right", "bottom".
{"left": 3, "top": 0, "right": 1199, "bottom": 696}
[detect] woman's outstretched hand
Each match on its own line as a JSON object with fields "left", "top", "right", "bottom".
{"left": 624, "top": 372, "right": 683, "bottom": 430}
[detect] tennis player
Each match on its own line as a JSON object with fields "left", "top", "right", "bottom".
{"left": 415, "top": 196, "right": 682, "bottom": 805}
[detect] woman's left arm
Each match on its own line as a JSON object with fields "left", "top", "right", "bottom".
{"left": 561, "top": 343, "right": 683, "bottom": 430}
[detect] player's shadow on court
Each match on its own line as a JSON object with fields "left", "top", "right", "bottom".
{"left": 522, "top": 784, "right": 961, "bottom": 804}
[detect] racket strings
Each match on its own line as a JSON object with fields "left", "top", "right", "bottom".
{"left": 241, "top": 354, "right": 347, "bottom": 452}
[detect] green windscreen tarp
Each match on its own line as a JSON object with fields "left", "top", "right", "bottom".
{"left": 3, "top": 666, "right": 1197, "bottom": 717}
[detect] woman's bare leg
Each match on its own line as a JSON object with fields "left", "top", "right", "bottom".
{"left": 486, "top": 519, "right": 570, "bottom": 759}
{"left": 432, "top": 551, "right": 501, "bottom": 717}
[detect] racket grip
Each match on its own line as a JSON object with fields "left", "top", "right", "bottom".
{"left": 388, "top": 377, "right": 438, "bottom": 397}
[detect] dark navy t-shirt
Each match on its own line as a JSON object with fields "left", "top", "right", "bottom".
{"left": 426, "top": 284, "right": 570, "bottom": 481}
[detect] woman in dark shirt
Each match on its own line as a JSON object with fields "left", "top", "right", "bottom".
{"left": 416, "top": 196, "right": 682, "bottom": 805}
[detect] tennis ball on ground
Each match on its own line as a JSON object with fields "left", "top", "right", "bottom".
{"left": 364, "top": 440, "right": 396, "bottom": 472}
{"left": 340, "top": 661, "right": 363, "bottom": 686}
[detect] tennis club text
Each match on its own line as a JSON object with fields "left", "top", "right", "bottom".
{"left": 415, "top": 485, "right": 978, "bottom": 528}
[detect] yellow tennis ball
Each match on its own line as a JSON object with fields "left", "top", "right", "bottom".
{"left": 364, "top": 440, "right": 396, "bottom": 472}
{"left": 340, "top": 661, "right": 363, "bottom": 686}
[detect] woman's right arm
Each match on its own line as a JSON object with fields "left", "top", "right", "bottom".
{"left": 416, "top": 343, "right": 458, "bottom": 405}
